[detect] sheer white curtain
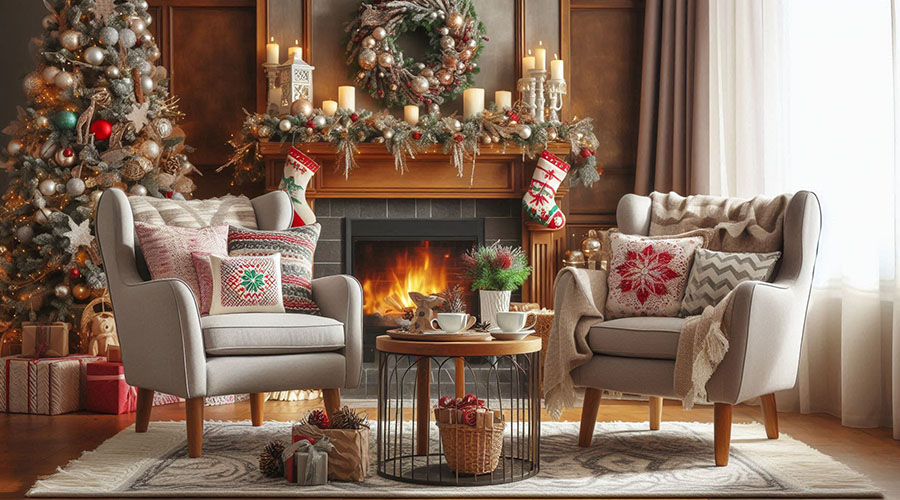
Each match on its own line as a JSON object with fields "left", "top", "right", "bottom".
{"left": 705, "top": 0, "right": 900, "bottom": 438}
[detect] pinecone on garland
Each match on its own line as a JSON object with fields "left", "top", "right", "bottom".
{"left": 330, "top": 406, "right": 370, "bottom": 430}
{"left": 307, "top": 409, "right": 331, "bottom": 429}
{"left": 258, "top": 440, "right": 286, "bottom": 477}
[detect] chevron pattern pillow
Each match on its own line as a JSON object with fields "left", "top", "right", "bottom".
{"left": 680, "top": 249, "right": 781, "bottom": 316}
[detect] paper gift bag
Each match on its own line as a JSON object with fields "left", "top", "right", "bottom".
{"left": 292, "top": 423, "right": 370, "bottom": 482}
{"left": 1, "top": 355, "right": 103, "bottom": 415}
{"left": 85, "top": 361, "right": 137, "bottom": 414}
{"left": 21, "top": 322, "right": 69, "bottom": 358}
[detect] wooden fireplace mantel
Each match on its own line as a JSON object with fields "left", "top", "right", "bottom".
{"left": 259, "top": 141, "right": 571, "bottom": 307}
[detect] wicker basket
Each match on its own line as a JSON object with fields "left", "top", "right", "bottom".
{"left": 437, "top": 419, "right": 505, "bottom": 475}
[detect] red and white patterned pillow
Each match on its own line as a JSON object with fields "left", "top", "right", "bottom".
{"left": 133, "top": 223, "right": 228, "bottom": 307}
{"left": 605, "top": 233, "right": 704, "bottom": 319}
{"left": 208, "top": 254, "right": 285, "bottom": 315}
{"left": 191, "top": 253, "right": 214, "bottom": 315}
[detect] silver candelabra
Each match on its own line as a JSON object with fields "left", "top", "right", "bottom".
{"left": 517, "top": 69, "right": 566, "bottom": 124}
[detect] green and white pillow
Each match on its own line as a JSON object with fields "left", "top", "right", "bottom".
{"left": 680, "top": 249, "right": 781, "bottom": 316}
{"left": 209, "top": 254, "right": 285, "bottom": 315}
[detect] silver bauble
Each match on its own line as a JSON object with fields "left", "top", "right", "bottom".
{"left": 447, "top": 12, "right": 464, "bottom": 29}
{"left": 138, "top": 61, "right": 152, "bottom": 75}
{"left": 278, "top": 119, "right": 293, "bottom": 132}
{"left": 54, "top": 284, "right": 70, "bottom": 298}
{"left": 140, "top": 33, "right": 153, "bottom": 45}
{"left": 140, "top": 74, "right": 154, "bottom": 94}
{"left": 313, "top": 115, "right": 327, "bottom": 128}
{"left": 440, "top": 36, "right": 455, "bottom": 50}
{"left": 42, "top": 14, "right": 58, "bottom": 30}
{"left": 155, "top": 118, "right": 173, "bottom": 138}
{"left": 34, "top": 208, "right": 51, "bottom": 225}
{"left": 55, "top": 148, "right": 76, "bottom": 167}
{"left": 90, "top": 190, "right": 103, "bottom": 204}
{"left": 36, "top": 116, "right": 50, "bottom": 128}
{"left": 146, "top": 46, "right": 161, "bottom": 61}
{"left": 451, "top": 119, "right": 462, "bottom": 132}
{"left": 516, "top": 124, "right": 533, "bottom": 139}
{"left": 361, "top": 36, "right": 376, "bottom": 49}
{"left": 32, "top": 193, "right": 46, "bottom": 209}
{"left": 66, "top": 177, "right": 86, "bottom": 196}
{"left": 410, "top": 76, "right": 429, "bottom": 95}
{"left": 290, "top": 99, "right": 313, "bottom": 117}
{"left": 481, "top": 134, "right": 492, "bottom": 145}
{"left": 429, "top": 11, "right": 438, "bottom": 20}
{"left": 257, "top": 125, "right": 272, "bottom": 138}
{"left": 377, "top": 52, "right": 394, "bottom": 68}
{"left": 383, "top": 129, "right": 394, "bottom": 140}
{"left": 61, "top": 30, "right": 82, "bottom": 51}
{"left": 54, "top": 71, "right": 75, "bottom": 89}
{"left": 135, "top": 0, "right": 149, "bottom": 10}
{"left": 84, "top": 46, "right": 105, "bottom": 66}
{"left": 457, "top": 61, "right": 466, "bottom": 72}
{"left": 438, "top": 27, "right": 450, "bottom": 36}
{"left": 141, "top": 12, "right": 153, "bottom": 26}
{"left": 41, "top": 65, "right": 60, "bottom": 83}
{"left": 16, "top": 225, "right": 34, "bottom": 244}
{"left": 118, "top": 28, "right": 137, "bottom": 48}
{"left": 129, "top": 17, "right": 147, "bottom": 35}
{"left": 466, "top": 38, "right": 478, "bottom": 50}
{"left": 429, "top": 102, "right": 441, "bottom": 115}
{"left": 6, "top": 139, "right": 23, "bottom": 156}
{"left": 99, "top": 26, "right": 119, "bottom": 46}
{"left": 105, "top": 66, "right": 121, "bottom": 79}
{"left": 22, "top": 73, "right": 42, "bottom": 95}
{"left": 358, "top": 48, "right": 377, "bottom": 70}
{"left": 39, "top": 179, "right": 57, "bottom": 196}
{"left": 140, "top": 140, "right": 161, "bottom": 159}
{"left": 372, "top": 27, "right": 387, "bottom": 41}
{"left": 129, "top": 184, "right": 148, "bottom": 196}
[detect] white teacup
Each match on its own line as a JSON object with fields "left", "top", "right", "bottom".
{"left": 430, "top": 313, "right": 476, "bottom": 333}
{"left": 495, "top": 311, "right": 537, "bottom": 333}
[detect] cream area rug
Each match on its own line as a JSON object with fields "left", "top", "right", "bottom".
{"left": 28, "top": 421, "right": 881, "bottom": 498}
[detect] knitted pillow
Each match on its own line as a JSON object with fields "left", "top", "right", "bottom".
{"left": 680, "top": 249, "right": 781, "bottom": 316}
{"left": 191, "top": 253, "right": 214, "bottom": 315}
{"left": 227, "top": 224, "right": 321, "bottom": 314}
{"left": 129, "top": 195, "right": 258, "bottom": 229}
{"left": 606, "top": 233, "right": 704, "bottom": 319}
{"left": 133, "top": 223, "right": 228, "bottom": 306}
{"left": 208, "top": 254, "right": 285, "bottom": 315}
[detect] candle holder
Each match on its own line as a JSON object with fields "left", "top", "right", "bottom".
{"left": 517, "top": 76, "right": 537, "bottom": 119}
{"left": 546, "top": 78, "right": 567, "bottom": 124}
{"left": 518, "top": 70, "right": 566, "bottom": 124}
{"left": 263, "top": 63, "right": 281, "bottom": 114}
{"left": 262, "top": 55, "right": 315, "bottom": 115}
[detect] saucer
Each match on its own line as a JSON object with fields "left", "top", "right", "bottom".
{"left": 488, "top": 328, "right": 535, "bottom": 341}
{"left": 424, "top": 329, "right": 472, "bottom": 335}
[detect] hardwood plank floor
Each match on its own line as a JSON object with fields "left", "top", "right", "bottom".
{"left": 1, "top": 398, "right": 898, "bottom": 499}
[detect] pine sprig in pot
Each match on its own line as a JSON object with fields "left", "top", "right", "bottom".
{"left": 462, "top": 241, "right": 532, "bottom": 291}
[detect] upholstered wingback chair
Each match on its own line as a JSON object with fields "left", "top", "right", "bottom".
{"left": 96, "top": 188, "right": 362, "bottom": 457}
{"left": 567, "top": 191, "right": 820, "bottom": 466}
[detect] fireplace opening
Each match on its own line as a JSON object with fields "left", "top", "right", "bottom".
{"left": 345, "top": 218, "right": 485, "bottom": 361}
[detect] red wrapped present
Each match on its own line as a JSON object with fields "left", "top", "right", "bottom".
{"left": 86, "top": 361, "right": 137, "bottom": 414}
{"left": 1, "top": 355, "right": 103, "bottom": 415}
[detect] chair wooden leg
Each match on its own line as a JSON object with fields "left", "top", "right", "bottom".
{"left": 760, "top": 393, "right": 779, "bottom": 439}
{"left": 186, "top": 397, "right": 204, "bottom": 458}
{"left": 135, "top": 388, "right": 154, "bottom": 433}
{"left": 322, "top": 388, "right": 341, "bottom": 419}
{"left": 579, "top": 388, "right": 602, "bottom": 447}
{"left": 250, "top": 393, "right": 264, "bottom": 426}
{"left": 714, "top": 403, "right": 733, "bottom": 467}
{"left": 649, "top": 396, "right": 663, "bottom": 430}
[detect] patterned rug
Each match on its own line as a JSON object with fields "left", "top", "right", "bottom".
{"left": 28, "top": 421, "right": 881, "bottom": 498}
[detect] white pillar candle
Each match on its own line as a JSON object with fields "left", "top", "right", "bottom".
{"left": 463, "top": 88, "right": 485, "bottom": 119}
{"left": 338, "top": 86, "right": 356, "bottom": 111}
{"left": 550, "top": 55, "right": 564, "bottom": 80}
{"left": 266, "top": 37, "right": 280, "bottom": 65}
{"left": 495, "top": 90, "right": 512, "bottom": 110}
{"left": 522, "top": 51, "right": 535, "bottom": 72}
{"left": 404, "top": 105, "right": 420, "bottom": 126}
{"left": 287, "top": 40, "right": 302, "bottom": 61}
{"left": 322, "top": 100, "right": 338, "bottom": 116}
{"left": 535, "top": 41, "right": 547, "bottom": 71}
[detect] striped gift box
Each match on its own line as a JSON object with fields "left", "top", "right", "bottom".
{"left": 1, "top": 355, "right": 104, "bottom": 415}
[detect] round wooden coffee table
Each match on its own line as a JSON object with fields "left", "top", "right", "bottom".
{"left": 375, "top": 335, "right": 542, "bottom": 486}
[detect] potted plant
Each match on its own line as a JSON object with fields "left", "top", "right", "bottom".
{"left": 462, "top": 242, "right": 531, "bottom": 328}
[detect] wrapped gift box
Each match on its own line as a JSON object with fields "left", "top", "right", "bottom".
{"left": 292, "top": 423, "right": 369, "bottom": 482}
{"left": 1, "top": 355, "right": 103, "bottom": 415}
{"left": 21, "top": 322, "right": 69, "bottom": 358}
{"left": 284, "top": 435, "right": 330, "bottom": 485}
{"left": 85, "top": 361, "right": 137, "bottom": 414}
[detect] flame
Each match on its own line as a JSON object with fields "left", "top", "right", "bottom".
{"left": 360, "top": 242, "right": 452, "bottom": 315}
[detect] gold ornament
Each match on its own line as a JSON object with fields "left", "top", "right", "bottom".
{"left": 72, "top": 284, "right": 91, "bottom": 301}
{"left": 121, "top": 156, "right": 153, "bottom": 180}
{"left": 563, "top": 249, "right": 586, "bottom": 267}
{"left": 581, "top": 229, "right": 602, "bottom": 266}
{"left": 447, "top": 12, "right": 464, "bottom": 29}
{"left": 75, "top": 249, "right": 90, "bottom": 266}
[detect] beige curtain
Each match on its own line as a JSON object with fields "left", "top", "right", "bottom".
{"left": 634, "top": 0, "right": 709, "bottom": 196}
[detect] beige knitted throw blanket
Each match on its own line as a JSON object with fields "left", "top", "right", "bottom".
{"left": 544, "top": 192, "right": 790, "bottom": 417}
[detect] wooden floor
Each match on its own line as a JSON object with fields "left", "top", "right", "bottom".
{"left": 1, "top": 398, "right": 898, "bottom": 500}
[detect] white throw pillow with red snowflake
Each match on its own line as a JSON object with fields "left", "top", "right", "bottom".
{"left": 605, "top": 233, "right": 704, "bottom": 318}
{"left": 208, "top": 254, "right": 285, "bottom": 315}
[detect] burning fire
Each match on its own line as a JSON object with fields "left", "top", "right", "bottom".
{"left": 360, "top": 242, "right": 453, "bottom": 315}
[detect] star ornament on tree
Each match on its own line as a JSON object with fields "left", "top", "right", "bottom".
{"left": 63, "top": 216, "right": 94, "bottom": 255}
{"left": 126, "top": 101, "right": 151, "bottom": 133}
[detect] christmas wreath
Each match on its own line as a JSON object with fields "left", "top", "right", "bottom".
{"left": 345, "top": 0, "right": 487, "bottom": 109}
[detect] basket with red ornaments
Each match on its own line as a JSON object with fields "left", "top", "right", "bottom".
{"left": 434, "top": 393, "right": 505, "bottom": 475}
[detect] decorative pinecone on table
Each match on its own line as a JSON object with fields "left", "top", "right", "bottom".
{"left": 437, "top": 285, "right": 466, "bottom": 313}
{"left": 330, "top": 406, "right": 370, "bottom": 430}
{"left": 307, "top": 408, "right": 331, "bottom": 429}
{"left": 258, "top": 440, "right": 286, "bottom": 477}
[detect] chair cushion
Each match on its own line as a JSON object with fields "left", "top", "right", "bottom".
{"left": 129, "top": 194, "right": 258, "bottom": 229}
{"left": 201, "top": 313, "right": 344, "bottom": 356}
{"left": 588, "top": 317, "right": 684, "bottom": 360}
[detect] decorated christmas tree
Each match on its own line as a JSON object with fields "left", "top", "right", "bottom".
{"left": 0, "top": 0, "right": 197, "bottom": 333}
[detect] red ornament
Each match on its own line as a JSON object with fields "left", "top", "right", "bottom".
{"left": 439, "top": 396, "right": 456, "bottom": 408}
{"left": 454, "top": 134, "right": 464, "bottom": 143}
{"left": 580, "top": 148, "right": 594, "bottom": 158}
{"left": 90, "top": 120, "right": 113, "bottom": 141}
{"left": 164, "top": 190, "right": 174, "bottom": 199}
{"left": 69, "top": 267, "right": 81, "bottom": 279}
{"left": 412, "top": 132, "right": 422, "bottom": 140}
{"left": 62, "top": 147, "right": 75, "bottom": 158}
{"left": 462, "top": 408, "right": 477, "bottom": 426}
{"left": 305, "top": 120, "right": 315, "bottom": 128}
{"left": 350, "top": 113, "right": 359, "bottom": 122}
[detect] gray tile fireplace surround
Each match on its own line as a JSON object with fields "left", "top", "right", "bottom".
{"left": 311, "top": 198, "right": 524, "bottom": 398}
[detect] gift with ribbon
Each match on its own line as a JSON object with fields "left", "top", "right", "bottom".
{"left": 283, "top": 435, "right": 333, "bottom": 485}
{"left": 85, "top": 361, "right": 138, "bottom": 414}
{"left": 292, "top": 422, "right": 370, "bottom": 482}
{"left": 1, "top": 354, "right": 103, "bottom": 415}
{"left": 21, "top": 322, "right": 70, "bottom": 359}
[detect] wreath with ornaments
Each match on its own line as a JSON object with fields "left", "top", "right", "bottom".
{"left": 345, "top": 0, "right": 487, "bottom": 109}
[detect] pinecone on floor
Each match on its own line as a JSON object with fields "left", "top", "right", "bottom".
{"left": 258, "top": 440, "right": 285, "bottom": 477}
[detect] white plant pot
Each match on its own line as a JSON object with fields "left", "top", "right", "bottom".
{"left": 479, "top": 290, "right": 511, "bottom": 329}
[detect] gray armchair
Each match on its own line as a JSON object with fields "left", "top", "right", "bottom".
{"left": 566, "top": 191, "right": 821, "bottom": 466}
{"left": 96, "top": 188, "right": 362, "bottom": 457}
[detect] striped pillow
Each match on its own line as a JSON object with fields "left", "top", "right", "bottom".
{"left": 680, "top": 249, "right": 781, "bottom": 316}
{"left": 227, "top": 224, "right": 321, "bottom": 314}
{"left": 129, "top": 195, "right": 258, "bottom": 229}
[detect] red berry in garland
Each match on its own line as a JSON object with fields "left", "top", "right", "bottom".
{"left": 68, "top": 267, "right": 80, "bottom": 279}
{"left": 412, "top": 132, "right": 422, "bottom": 140}
{"left": 454, "top": 134, "right": 464, "bottom": 143}
{"left": 350, "top": 113, "right": 359, "bottom": 122}
{"left": 62, "top": 147, "right": 75, "bottom": 158}
{"left": 306, "top": 120, "right": 315, "bottom": 129}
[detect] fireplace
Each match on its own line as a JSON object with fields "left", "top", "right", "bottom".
{"left": 345, "top": 218, "right": 484, "bottom": 361}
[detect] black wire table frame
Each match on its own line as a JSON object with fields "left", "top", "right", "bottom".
{"left": 375, "top": 335, "right": 541, "bottom": 486}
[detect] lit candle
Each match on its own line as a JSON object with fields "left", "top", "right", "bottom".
{"left": 522, "top": 50, "right": 535, "bottom": 72}
{"left": 322, "top": 100, "right": 338, "bottom": 116}
{"left": 288, "top": 40, "right": 302, "bottom": 61}
{"left": 495, "top": 90, "right": 512, "bottom": 110}
{"left": 550, "top": 54, "right": 564, "bottom": 80}
{"left": 404, "top": 105, "right": 419, "bottom": 126}
{"left": 535, "top": 41, "right": 546, "bottom": 71}
{"left": 338, "top": 86, "right": 356, "bottom": 111}
{"left": 266, "top": 37, "right": 280, "bottom": 65}
{"left": 463, "top": 88, "right": 485, "bottom": 119}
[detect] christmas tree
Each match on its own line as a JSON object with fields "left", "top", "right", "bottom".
{"left": 0, "top": 0, "right": 197, "bottom": 334}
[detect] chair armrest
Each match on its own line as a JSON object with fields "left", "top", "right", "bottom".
{"left": 706, "top": 279, "right": 807, "bottom": 404}
{"left": 114, "top": 278, "right": 207, "bottom": 399}
{"left": 312, "top": 275, "right": 363, "bottom": 389}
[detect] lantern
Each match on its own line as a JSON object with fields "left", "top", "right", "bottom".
{"left": 277, "top": 52, "right": 315, "bottom": 114}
